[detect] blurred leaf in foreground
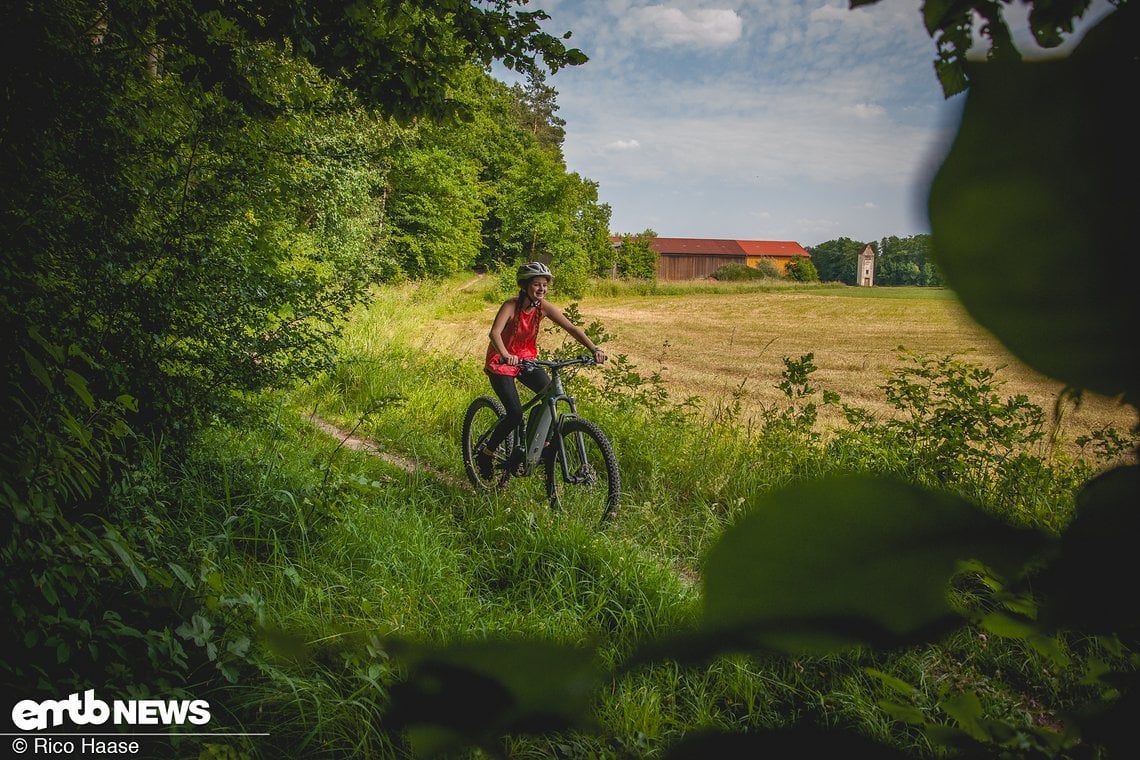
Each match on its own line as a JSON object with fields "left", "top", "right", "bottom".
{"left": 701, "top": 476, "right": 1046, "bottom": 654}
{"left": 927, "top": 2, "right": 1139, "bottom": 404}
{"left": 384, "top": 637, "right": 601, "bottom": 757}
{"left": 1033, "top": 464, "right": 1140, "bottom": 636}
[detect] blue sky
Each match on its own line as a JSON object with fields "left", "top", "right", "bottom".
{"left": 495, "top": 0, "right": 1114, "bottom": 247}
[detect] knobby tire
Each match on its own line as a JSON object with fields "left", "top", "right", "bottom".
{"left": 544, "top": 417, "right": 621, "bottom": 525}
{"left": 461, "top": 396, "right": 514, "bottom": 491}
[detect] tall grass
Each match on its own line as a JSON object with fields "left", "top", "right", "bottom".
{"left": 169, "top": 276, "right": 1137, "bottom": 758}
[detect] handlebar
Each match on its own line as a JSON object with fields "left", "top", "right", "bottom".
{"left": 519, "top": 355, "right": 598, "bottom": 371}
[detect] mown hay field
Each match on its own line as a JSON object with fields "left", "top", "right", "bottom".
{"left": 411, "top": 280, "right": 1135, "bottom": 453}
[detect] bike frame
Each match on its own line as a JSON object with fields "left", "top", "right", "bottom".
{"left": 510, "top": 357, "right": 592, "bottom": 477}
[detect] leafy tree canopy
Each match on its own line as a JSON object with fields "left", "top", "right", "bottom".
{"left": 38, "top": 0, "right": 589, "bottom": 121}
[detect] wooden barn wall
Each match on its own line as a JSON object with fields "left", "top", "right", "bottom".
{"left": 745, "top": 255, "right": 794, "bottom": 274}
{"left": 658, "top": 254, "right": 744, "bottom": 280}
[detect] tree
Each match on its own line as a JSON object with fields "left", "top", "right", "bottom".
{"left": 510, "top": 67, "right": 568, "bottom": 156}
{"left": 785, "top": 257, "right": 820, "bottom": 282}
{"left": 807, "top": 237, "right": 865, "bottom": 284}
{"left": 574, "top": 182, "right": 616, "bottom": 278}
{"left": 136, "top": 0, "right": 587, "bottom": 120}
{"left": 809, "top": 235, "right": 941, "bottom": 287}
{"left": 383, "top": 140, "right": 487, "bottom": 278}
{"left": 875, "top": 234, "right": 942, "bottom": 286}
{"left": 493, "top": 147, "right": 576, "bottom": 260}
{"left": 615, "top": 230, "right": 659, "bottom": 279}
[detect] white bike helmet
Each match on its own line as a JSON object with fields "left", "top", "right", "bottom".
{"left": 516, "top": 261, "right": 553, "bottom": 286}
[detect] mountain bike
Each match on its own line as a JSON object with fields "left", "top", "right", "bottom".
{"left": 461, "top": 355, "right": 621, "bottom": 524}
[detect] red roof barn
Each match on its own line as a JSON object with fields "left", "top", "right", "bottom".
{"left": 612, "top": 237, "right": 810, "bottom": 280}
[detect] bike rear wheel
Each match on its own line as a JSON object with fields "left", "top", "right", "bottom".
{"left": 462, "top": 396, "right": 514, "bottom": 491}
{"left": 544, "top": 417, "right": 621, "bottom": 525}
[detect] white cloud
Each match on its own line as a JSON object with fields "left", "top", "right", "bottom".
{"left": 605, "top": 139, "right": 642, "bottom": 150}
{"left": 845, "top": 103, "right": 887, "bottom": 120}
{"left": 626, "top": 6, "right": 743, "bottom": 47}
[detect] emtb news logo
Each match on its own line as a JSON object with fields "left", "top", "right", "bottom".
{"left": 11, "top": 690, "right": 210, "bottom": 731}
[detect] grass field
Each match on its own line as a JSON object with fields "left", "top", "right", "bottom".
{"left": 402, "top": 276, "right": 1135, "bottom": 454}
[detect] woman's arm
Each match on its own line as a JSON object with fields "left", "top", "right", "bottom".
{"left": 542, "top": 302, "right": 608, "bottom": 363}
{"left": 488, "top": 299, "right": 519, "bottom": 365}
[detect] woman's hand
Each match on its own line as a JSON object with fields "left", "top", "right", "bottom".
{"left": 502, "top": 353, "right": 519, "bottom": 366}
{"left": 592, "top": 348, "right": 608, "bottom": 364}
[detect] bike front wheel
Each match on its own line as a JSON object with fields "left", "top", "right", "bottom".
{"left": 462, "top": 396, "right": 514, "bottom": 491}
{"left": 544, "top": 418, "right": 621, "bottom": 525}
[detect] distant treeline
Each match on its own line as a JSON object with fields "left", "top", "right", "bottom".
{"left": 810, "top": 235, "right": 944, "bottom": 286}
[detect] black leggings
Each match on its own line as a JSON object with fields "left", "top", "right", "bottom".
{"left": 484, "top": 366, "right": 550, "bottom": 452}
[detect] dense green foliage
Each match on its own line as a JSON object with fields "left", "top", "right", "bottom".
{"left": 877, "top": 235, "right": 944, "bottom": 286}
{"left": 783, "top": 256, "right": 820, "bottom": 282}
{"left": 707, "top": 257, "right": 815, "bottom": 282}
{"left": 0, "top": 0, "right": 595, "bottom": 437}
{"left": 612, "top": 230, "right": 660, "bottom": 280}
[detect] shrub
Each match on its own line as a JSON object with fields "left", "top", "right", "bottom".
{"left": 710, "top": 263, "right": 768, "bottom": 281}
{"left": 785, "top": 257, "right": 820, "bottom": 282}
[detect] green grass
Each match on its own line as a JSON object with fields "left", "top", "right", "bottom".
{"left": 167, "top": 276, "right": 1137, "bottom": 759}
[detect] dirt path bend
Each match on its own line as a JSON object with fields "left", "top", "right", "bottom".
{"left": 307, "top": 415, "right": 468, "bottom": 489}
{"left": 303, "top": 274, "right": 489, "bottom": 490}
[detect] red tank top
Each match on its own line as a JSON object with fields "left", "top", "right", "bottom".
{"left": 485, "top": 300, "right": 542, "bottom": 377}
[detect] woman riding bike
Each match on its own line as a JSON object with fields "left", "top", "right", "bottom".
{"left": 477, "top": 261, "right": 607, "bottom": 479}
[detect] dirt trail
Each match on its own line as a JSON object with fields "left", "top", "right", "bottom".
{"left": 458, "top": 272, "right": 486, "bottom": 291}
{"left": 302, "top": 272, "right": 489, "bottom": 488}
{"left": 307, "top": 414, "right": 468, "bottom": 489}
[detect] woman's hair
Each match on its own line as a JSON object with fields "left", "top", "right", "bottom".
{"left": 510, "top": 287, "right": 543, "bottom": 331}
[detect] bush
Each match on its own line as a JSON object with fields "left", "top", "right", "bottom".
{"left": 785, "top": 258, "right": 820, "bottom": 282}
{"left": 710, "top": 263, "right": 768, "bottom": 281}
